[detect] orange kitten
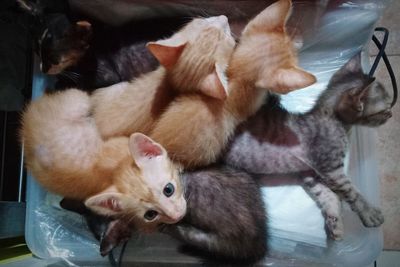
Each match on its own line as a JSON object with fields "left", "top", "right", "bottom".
{"left": 92, "top": 16, "right": 235, "bottom": 139}
{"left": 21, "top": 90, "right": 186, "bottom": 231}
{"left": 149, "top": 0, "right": 316, "bottom": 168}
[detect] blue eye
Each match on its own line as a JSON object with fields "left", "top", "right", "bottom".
{"left": 163, "top": 183, "right": 175, "bottom": 197}
{"left": 144, "top": 210, "right": 158, "bottom": 221}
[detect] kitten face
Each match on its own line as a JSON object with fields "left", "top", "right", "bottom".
{"left": 336, "top": 80, "right": 392, "bottom": 126}
{"left": 17, "top": 0, "right": 92, "bottom": 74}
{"left": 121, "top": 156, "right": 186, "bottom": 231}
{"left": 358, "top": 82, "right": 392, "bottom": 126}
{"left": 331, "top": 53, "right": 392, "bottom": 127}
{"left": 147, "top": 16, "right": 235, "bottom": 100}
{"left": 228, "top": 0, "right": 316, "bottom": 94}
{"left": 85, "top": 133, "right": 186, "bottom": 232}
{"left": 39, "top": 21, "right": 92, "bottom": 74}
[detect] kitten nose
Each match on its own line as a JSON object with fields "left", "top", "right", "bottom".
{"left": 167, "top": 201, "right": 186, "bottom": 223}
{"left": 169, "top": 213, "right": 185, "bottom": 223}
{"left": 164, "top": 211, "right": 184, "bottom": 224}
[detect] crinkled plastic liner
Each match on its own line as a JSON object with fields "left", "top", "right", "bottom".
{"left": 25, "top": 1, "right": 390, "bottom": 266}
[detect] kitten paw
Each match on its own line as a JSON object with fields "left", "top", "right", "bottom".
{"left": 359, "top": 206, "right": 384, "bottom": 227}
{"left": 100, "top": 219, "right": 132, "bottom": 256}
{"left": 325, "top": 214, "right": 344, "bottom": 240}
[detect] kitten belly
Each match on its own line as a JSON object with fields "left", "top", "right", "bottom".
{"left": 225, "top": 132, "right": 309, "bottom": 174}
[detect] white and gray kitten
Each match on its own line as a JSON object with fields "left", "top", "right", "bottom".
{"left": 225, "top": 53, "right": 391, "bottom": 239}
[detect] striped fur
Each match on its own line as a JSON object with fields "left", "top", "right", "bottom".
{"left": 225, "top": 54, "right": 392, "bottom": 238}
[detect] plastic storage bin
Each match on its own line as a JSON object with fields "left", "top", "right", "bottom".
{"left": 25, "top": 1, "right": 389, "bottom": 266}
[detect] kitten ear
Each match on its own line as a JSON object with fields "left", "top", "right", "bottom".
{"left": 146, "top": 40, "right": 187, "bottom": 69}
{"left": 332, "top": 52, "right": 363, "bottom": 82}
{"left": 85, "top": 187, "right": 126, "bottom": 216}
{"left": 73, "top": 21, "right": 92, "bottom": 38}
{"left": 76, "top": 21, "right": 92, "bottom": 32}
{"left": 67, "top": 21, "right": 92, "bottom": 46}
{"left": 344, "top": 52, "right": 363, "bottom": 73}
{"left": 257, "top": 67, "right": 316, "bottom": 94}
{"left": 199, "top": 64, "right": 229, "bottom": 100}
{"left": 243, "top": 0, "right": 292, "bottom": 34}
{"left": 129, "top": 133, "right": 167, "bottom": 170}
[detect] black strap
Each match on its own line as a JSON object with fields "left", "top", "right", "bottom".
{"left": 369, "top": 27, "right": 398, "bottom": 107}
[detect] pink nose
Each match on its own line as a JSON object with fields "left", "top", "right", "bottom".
{"left": 168, "top": 213, "right": 185, "bottom": 223}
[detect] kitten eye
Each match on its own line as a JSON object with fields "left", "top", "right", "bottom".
{"left": 163, "top": 183, "right": 175, "bottom": 197}
{"left": 144, "top": 210, "right": 158, "bottom": 221}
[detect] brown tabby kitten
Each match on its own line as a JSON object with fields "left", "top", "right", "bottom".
{"left": 92, "top": 15, "right": 235, "bottom": 139}
{"left": 21, "top": 89, "right": 186, "bottom": 232}
{"left": 149, "top": 0, "right": 316, "bottom": 168}
{"left": 225, "top": 53, "right": 391, "bottom": 238}
{"left": 161, "top": 167, "right": 267, "bottom": 262}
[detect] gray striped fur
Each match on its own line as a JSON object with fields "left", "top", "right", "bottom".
{"left": 224, "top": 54, "right": 392, "bottom": 238}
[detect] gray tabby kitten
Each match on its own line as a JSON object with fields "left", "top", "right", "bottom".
{"left": 225, "top": 53, "right": 391, "bottom": 239}
{"left": 61, "top": 166, "right": 267, "bottom": 262}
{"left": 162, "top": 167, "right": 267, "bottom": 262}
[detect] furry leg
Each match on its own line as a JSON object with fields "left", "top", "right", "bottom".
{"left": 164, "top": 224, "right": 247, "bottom": 259}
{"left": 303, "top": 176, "right": 344, "bottom": 240}
{"left": 100, "top": 219, "right": 133, "bottom": 256}
{"left": 166, "top": 224, "right": 219, "bottom": 249}
{"left": 322, "top": 169, "right": 384, "bottom": 227}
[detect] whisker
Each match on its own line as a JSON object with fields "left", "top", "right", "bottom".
{"left": 63, "top": 71, "right": 81, "bottom": 78}
{"left": 124, "top": 213, "right": 137, "bottom": 227}
{"left": 185, "top": 190, "right": 192, "bottom": 203}
{"left": 60, "top": 73, "right": 79, "bottom": 82}
{"left": 58, "top": 72, "right": 78, "bottom": 84}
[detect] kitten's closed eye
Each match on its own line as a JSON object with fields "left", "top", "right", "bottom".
{"left": 352, "top": 102, "right": 364, "bottom": 112}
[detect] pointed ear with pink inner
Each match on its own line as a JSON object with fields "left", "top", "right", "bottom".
{"left": 146, "top": 37, "right": 187, "bottom": 69}
{"left": 85, "top": 186, "right": 126, "bottom": 216}
{"left": 199, "top": 63, "right": 229, "bottom": 100}
{"left": 129, "top": 133, "right": 167, "bottom": 171}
